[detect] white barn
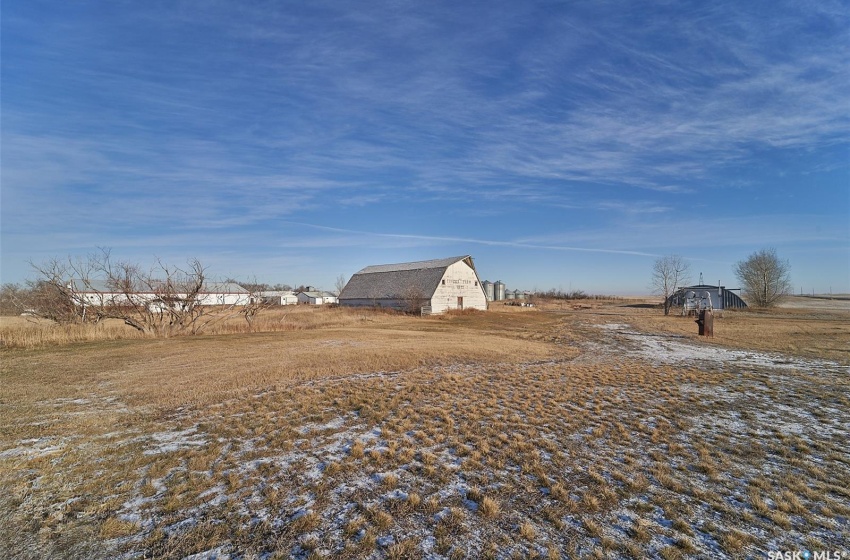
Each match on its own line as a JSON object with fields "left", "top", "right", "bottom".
{"left": 259, "top": 290, "right": 299, "bottom": 305}
{"left": 195, "top": 282, "right": 252, "bottom": 306}
{"left": 296, "top": 291, "right": 339, "bottom": 305}
{"left": 70, "top": 280, "right": 251, "bottom": 307}
{"left": 338, "top": 255, "right": 487, "bottom": 314}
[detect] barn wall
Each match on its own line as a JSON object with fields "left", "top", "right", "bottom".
{"left": 337, "top": 297, "right": 411, "bottom": 310}
{"left": 260, "top": 292, "right": 299, "bottom": 305}
{"left": 430, "top": 260, "right": 487, "bottom": 313}
{"left": 77, "top": 292, "right": 141, "bottom": 306}
{"left": 76, "top": 292, "right": 250, "bottom": 306}
{"left": 297, "top": 293, "right": 318, "bottom": 304}
{"left": 197, "top": 293, "right": 250, "bottom": 306}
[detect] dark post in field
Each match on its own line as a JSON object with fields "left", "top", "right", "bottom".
{"left": 696, "top": 309, "right": 714, "bottom": 337}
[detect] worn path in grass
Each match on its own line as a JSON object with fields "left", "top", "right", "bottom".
{"left": 1, "top": 304, "right": 848, "bottom": 559}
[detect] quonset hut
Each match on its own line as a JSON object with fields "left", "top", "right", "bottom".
{"left": 338, "top": 256, "right": 487, "bottom": 315}
{"left": 667, "top": 284, "right": 747, "bottom": 312}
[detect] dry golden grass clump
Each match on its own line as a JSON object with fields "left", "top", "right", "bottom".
{"left": 478, "top": 496, "right": 501, "bottom": 519}
{"left": 1, "top": 301, "right": 847, "bottom": 558}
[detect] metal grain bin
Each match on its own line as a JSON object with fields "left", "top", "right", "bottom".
{"left": 494, "top": 281, "right": 506, "bottom": 301}
{"left": 482, "top": 280, "right": 494, "bottom": 301}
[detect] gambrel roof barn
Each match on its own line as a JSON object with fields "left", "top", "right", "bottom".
{"left": 339, "top": 255, "right": 487, "bottom": 314}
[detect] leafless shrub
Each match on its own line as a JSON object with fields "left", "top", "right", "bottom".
{"left": 0, "top": 283, "right": 30, "bottom": 315}
{"left": 651, "top": 254, "right": 691, "bottom": 315}
{"left": 27, "top": 249, "right": 264, "bottom": 337}
{"left": 735, "top": 248, "right": 791, "bottom": 307}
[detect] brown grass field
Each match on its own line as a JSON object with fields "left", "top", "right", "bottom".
{"left": 1, "top": 299, "right": 848, "bottom": 559}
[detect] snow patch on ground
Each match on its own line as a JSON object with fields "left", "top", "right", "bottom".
{"left": 296, "top": 415, "right": 348, "bottom": 435}
{"left": 594, "top": 323, "right": 847, "bottom": 375}
{"left": 181, "top": 545, "right": 232, "bottom": 560}
{"left": 143, "top": 426, "right": 207, "bottom": 455}
{"left": 0, "top": 436, "right": 68, "bottom": 458}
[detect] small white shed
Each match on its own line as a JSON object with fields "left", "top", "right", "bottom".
{"left": 297, "top": 291, "right": 339, "bottom": 305}
{"left": 259, "top": 291, "right": 299, "bottom": 305}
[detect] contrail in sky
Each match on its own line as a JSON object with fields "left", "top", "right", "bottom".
{"left": 279, "top": 221, "right": 660, "bottom": 258}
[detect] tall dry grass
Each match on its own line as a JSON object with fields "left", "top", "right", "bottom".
{"left": 0, "top": 316, "right": 147, "bottom": 347}
{"left": 0, "top": 306, "right": 412, "bottom": 349}
{"left": 0, "top": 302, "right": 566, "bottom": 351}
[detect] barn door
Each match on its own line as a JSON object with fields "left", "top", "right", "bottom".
{"left": 457, "top": 296, "right": 463, "bottom": 310}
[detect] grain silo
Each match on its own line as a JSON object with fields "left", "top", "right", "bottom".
{"left": 482, "top": 280, "right": 495, "bottom": 301}
{"left": 494, "top": 281, "right": 506, "bottom": 301}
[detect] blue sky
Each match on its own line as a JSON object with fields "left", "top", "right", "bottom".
{"left": 2, "top": 1, "right": 848, "bottom": 294}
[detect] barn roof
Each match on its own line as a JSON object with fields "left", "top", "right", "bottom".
{"left": 356, "top": 256, "right": 470, "bottom": 275}
{"left": 340, "top": 256, "right": 475, "bottom": 300}
{"left": 203, "top": 282, "right": 249, "bottom": 294}
{"left": 299, "top": 291, "right": 336, "bottom": 298}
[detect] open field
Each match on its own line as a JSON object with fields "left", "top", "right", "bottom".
{"left": 1, "top": 302, "right": 848, "bottom": 558}
{"left": 778, "top": 295, "right": 850, "bottom": 312}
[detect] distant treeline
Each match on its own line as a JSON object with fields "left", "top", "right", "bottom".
{"left": 532, "top": 289, "right": 623, "bottom": 301}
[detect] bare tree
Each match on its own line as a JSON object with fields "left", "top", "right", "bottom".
{"left": 25, "top": 255, "right": 99, "bottom": 324}
{"left": 335, "top": 274, "right": 347, "bottom": 296}
{"left": 651, "top": 254, "right": 692, "bottom": 315}
{"left": 735, "top": 248, "right": 791, "bottom": 307}
{"left": 236, "top": 280, "right": 270, "bottom": 293}
{"left": 28, "top": 249, "right": 254, "bottom": 337}
{"left": 238, "top": 277, "right": 271, "bottom": 331}
{"left": 0, "top": 283, "right": 28, "bottom": 316}
{"left": 401, "top": 283, "right": 426, "bottom": 314}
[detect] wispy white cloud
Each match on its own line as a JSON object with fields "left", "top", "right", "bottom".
{"left": 273, "top": 221, "right": 660, "bottom": 257}
{"left": 7, "top": 1, "right": 848, "bottom": 205}
{"left": 2, "top": 1, "right": 848, "bottom": 291}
